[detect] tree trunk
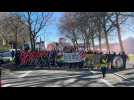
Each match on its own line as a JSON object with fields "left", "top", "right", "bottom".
{"left": 71, "top": 39, "right": 76, "bottom": 50}
{"left": 87, "top": 40, "right": 91, "bottom": 51}
{"left": 15, "top": 30, "right": 18, "bottom": 52}
{"left": 98, "top": 33, "right": 102, "bottom": 52}
{"left": 103, "top": 16, "right": 110, "bottom": 53}
{"left": 33, "top": 40, "right": 36, "bottom": 51}
{"left": 0, "top": 34, "right": 6, "bottom": 46}
{"left": 91, "top": 35, "right": 95, "bottom": 51}
{"left": 29, "top": 28, "right": 34, "bottom": 51}
{"left": 2, "top": 38, "right": 6, "bottom": 46}
{"left": 75, "top": 39, "right": 79, "bottom": 51}
{"left": 83, "top": 39, "right": 86, "bottom": 50}
{"left": 82, "top": 33, "right": 86, "bottom": 50}
{"left": 116, "top": 13, "right": 124, "bottom": 53}
{"left": 15, "top": 30, "right": 18, "bottom": 65}
{"left": 73, "top": 31, "right": 78, "bottom": 51}
{"left": 28, "top": 13, "right": 34, "bottom": 51}
{"left": 32, "top": 35, "right": 36, "bottom": 51}
{"left": 104, "top": 32, "right": 110, "bottom": 53}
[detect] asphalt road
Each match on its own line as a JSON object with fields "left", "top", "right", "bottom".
{"left": 1, "top": 66, "right": 134, "bottom": 87}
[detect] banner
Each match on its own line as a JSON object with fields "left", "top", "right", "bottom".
{"left": 20, "top": 51, "right": 48, "bottom": 65}
{"left": 63, "top": 52, "right": 82, "bottom": 63}
{"left": 112, "top": 56, "right": 123, "bottom": 68}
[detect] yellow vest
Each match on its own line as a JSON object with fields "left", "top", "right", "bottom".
{"left": 100, "top": 59, "right": 108, "bottom": 67}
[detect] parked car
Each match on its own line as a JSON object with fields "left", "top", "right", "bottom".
{"left": 0, "top": 51, "right": 13, "bottom": 63}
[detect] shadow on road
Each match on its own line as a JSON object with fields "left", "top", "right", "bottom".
{"left": 2, "top": 72, "right": 102, "bottom": 87}
{"left": 25, "top": 73, "right": 101, "bottom": 87}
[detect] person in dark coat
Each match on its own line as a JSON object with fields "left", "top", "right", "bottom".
{"left": 111, "top": 52, "right": 116, "bottom": 69}
{"left": 11, "top": 50, "right": 15, "bottom": 59}
{"left": 121, "top": 51, "right": 127, "bottom": 69}
{"left": 15, "top": 50, "right": 21, "bottom": 65}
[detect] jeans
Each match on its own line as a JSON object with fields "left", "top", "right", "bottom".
{"left": 101, "top": 67, "right": 107, "bottom": 78}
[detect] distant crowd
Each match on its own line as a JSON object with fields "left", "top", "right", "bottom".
{"left": 9, "top": 46, "right": 128, "bottom": 69}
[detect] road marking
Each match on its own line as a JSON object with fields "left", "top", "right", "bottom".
{"left": 63, "top": 78, "right": 77, "bottom": 85}
{"left": 113, "top": 73, "right": 134, "bottom": 83}
{"left": 113, "top": 73, "right": 127, "bottom": 80}
{"left": 2, "top": 84, "right": 12, "bottom": 87}
{"left": 90, "top": 71, "right": 100, "bottom": 74}
{"left": 111, "top": 74, "right": 123, "bottom": 82}
{"left": 1, "top": 71, "right": 101, "bottom": 87}
{"left": 18, "top": 71, "right": 33, "bottom": 78}
{"left": 129, "top": 86, "right": 134, "bottom": 87}
{"left": 82, "top": 75, "right": 100, "bottom": 79}
{"left": 2, "top": 72, "right": 97, "bottom": 87}
{"left": 1, "top": 74, "right": 83, "bottom": 87}
{"left": 99, "top": 79, "right": 114, "bottom": 87}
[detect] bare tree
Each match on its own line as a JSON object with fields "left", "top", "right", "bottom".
{"left": 21, "top": 12, "right": 53, "bottom": 51}
{"left": 59, "top": 12, "right": 80, "bottom": 50}
{"left": 0, "top": 13, "right": 29, "bottom": 50}
{"left": 108, "top": 12, "right": 129, "bottom": 53}
{"left": 100, "top": 12, "right": 116, "bottom": 52}
{"left": 59, "top": 12, "right": 131, "bottom": 53}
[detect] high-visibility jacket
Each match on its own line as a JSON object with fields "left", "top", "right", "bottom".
{"left": 100, "top": 59, "right": 108, "bottom": 68}
{"left": 56, "top": 56, "right": 64, "bottom": 63}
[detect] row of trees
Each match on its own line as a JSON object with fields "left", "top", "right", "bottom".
{"left": 0, "top": 12, "right": 29, "bottom": 51}
{"left": 0, "top": 12, "right": 53, "bottom": 51}
{"left": 59, "top": 12, "right": 134, "bottom": 53}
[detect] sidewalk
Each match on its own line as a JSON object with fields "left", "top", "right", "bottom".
{"left": 128, "top": 62, "right": 134, "bottom": 65}
{"left": 127, "top": 62, "right": 134, "bottom": 68}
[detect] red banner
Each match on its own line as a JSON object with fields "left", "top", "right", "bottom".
{"left": 20, "top": 51, "right": 48, "bottom": 65}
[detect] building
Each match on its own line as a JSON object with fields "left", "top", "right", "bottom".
{"left": 47, "top": 42, "right": 57, "bottom": 51}
{"left": 47, "top": 37, "right": 72, "bottom": 51}
{"left": 36, "top": 41, "right": 45, "bottom": 51}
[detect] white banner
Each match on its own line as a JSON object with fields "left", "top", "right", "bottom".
{"left": 63, "top": 52, "right": 82, "bottom": 63}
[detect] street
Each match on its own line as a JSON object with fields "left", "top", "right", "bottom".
{"left": 1, "top": 64, "right": 134, "bottom": 87}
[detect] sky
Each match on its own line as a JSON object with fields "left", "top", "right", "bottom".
{"left": 37, "top": 12, "right": 134, "bottom": 46}
{"left": 37, "top": 12, "right": 64, "bottom": 46}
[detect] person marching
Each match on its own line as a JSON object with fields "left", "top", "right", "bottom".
{"left": 56, "top": 54, "right": 64, "bottom": 68}
{"left": 100, "top": 54, "right": 108, "bottom": 78}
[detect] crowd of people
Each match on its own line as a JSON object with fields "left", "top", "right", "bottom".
{"left": 0, "top": 46, "right": 127, "bottom": 78}
{"left": 85, "top": 51, "right": 128, "bottom": 69}
{"left": 10, "top": 46, "right": 128, "bottom": 71}
{"left": 88, "top": 51, "right": 128, "bottom": 78}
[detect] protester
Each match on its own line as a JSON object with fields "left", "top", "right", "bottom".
{"left": 15, "top": 50, "right": 21, "bottom": 65}
{"left": 100, "top": 54, "right": 108, "bottom": 78}
{"left": 56, "top": 53, "right": 64, "bottom": 68}
{"left": 95, "top": 52, "right": 101, "bottom": 69}
{"left": 44, "top": 51, "right": 49, "bottom": 67}
{"left": 18, "top": 43, "right": 129, "bottom": 71}
{"left": 111, "top": 52, "right": 116, "bottom": 69}
{"left": 11, "top": 50, "right": 15, "bottom": 60}
{"left": 121, "top": 51, "right": 127, "bottom": 69}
